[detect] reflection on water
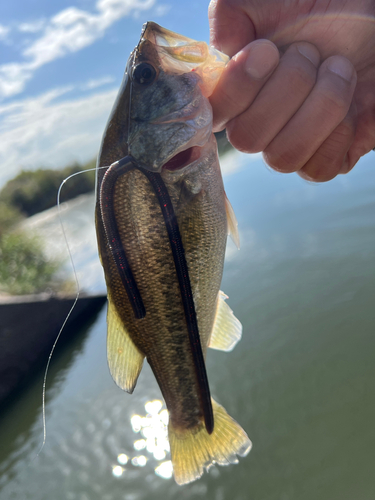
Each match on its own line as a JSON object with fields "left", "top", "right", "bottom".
{"left": 110, "top": 399, "right": 173, "bottom": 480}
{"left": 0, "top": 151, "right": 374, "bottom": 499}
{"left": 125, "top": 400, "right": 172, "bottom": 480}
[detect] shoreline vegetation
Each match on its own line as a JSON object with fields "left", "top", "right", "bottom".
{"left": 0, "top": 159, "right": 96, "bottom": 296}
{"left": 0, "top": 160, "right": 96, "bottom": 219}
{"left": 0, "top": 133, "right": 232, "bottom": 296}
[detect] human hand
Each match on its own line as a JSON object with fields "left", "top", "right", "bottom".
{"left": 209, "top": 0, "right": 375, "bottom": 181}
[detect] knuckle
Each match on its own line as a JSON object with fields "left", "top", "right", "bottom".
{"left": 320, "top": 89, "right": 350, "bottom": 120}
{"left": 288, "top": 64, "right": 317, "bottom": 92}
{"left": 337, "top": 118, "right": 356, "bottom": 140}
{"left": 211, "top": 87, "right": 246, "bottom": 129}
{"left": 226, "top": 127, "right": 255, "bottom": 153}
{"left": 318, "top": 121, "right": 355, "bottom": 158}
{"left": 299, "top": 147, "right": 346, "bottom": 182}
{"left": 299, "top": 162, "right": 341, "bottom": 182}
{"left": 262, "top": 147, "right": 300, "bottom": 173}
{"left": 227, "top": 119, "right": 266, "bottom": 154}
{"left": 219, "top": 85, "right": 244, "bottom": 111}
{"left": 315, "top": 149, "right": 343, "bottom": 169}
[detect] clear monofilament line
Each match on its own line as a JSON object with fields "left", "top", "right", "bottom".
{"left": 37, "top": 165, "right": 107, "bottom": 456}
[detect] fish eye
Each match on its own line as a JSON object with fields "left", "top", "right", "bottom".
{"left": 133, "top": 62, "right": 157, "bottom": 85}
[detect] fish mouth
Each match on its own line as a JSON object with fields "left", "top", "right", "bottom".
{"left": 162, "top": 146, "right": 202, "bottom": 171}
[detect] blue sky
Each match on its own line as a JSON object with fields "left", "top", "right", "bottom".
{"left": 0, "top": 0, "right": 212, "bottom": 187}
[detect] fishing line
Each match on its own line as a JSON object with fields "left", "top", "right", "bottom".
{"left": 40, "top": 42, "right": 143, "bottom": 453}
{"left": 37, "top": 165, "right": 107, "bottom": 457}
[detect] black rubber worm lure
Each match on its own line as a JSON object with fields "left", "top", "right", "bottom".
{"left": 99, "top": 157, "right": 214, "bottom": 434}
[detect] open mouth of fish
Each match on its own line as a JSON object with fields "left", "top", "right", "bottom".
{"left": 98, "top": 19, "right": 229, "bottom": 436}
{"left": 97, "top": 23, "right": 252, "bottom": 472}
{"left": 162, "top": 145, "right": 201, "bottom": 171}
{"left": 99, "top": 150, "right": 202, "bottom": 319}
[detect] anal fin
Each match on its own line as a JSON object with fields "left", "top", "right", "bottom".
{"left": 107, "top": 297, "right": 145, "bottom": 393}
{"left": 208, "top": 291, "right": 242, "bottom": 352}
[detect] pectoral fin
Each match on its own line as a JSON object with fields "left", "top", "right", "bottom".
{"left": 225, "top": 193, "right": 240, "bottom": 249}
{"left": 106, "top": 297, "right": 145, "bottom": 393}
{"left": 208, "top": 291, "right": 242, "bottom": 352}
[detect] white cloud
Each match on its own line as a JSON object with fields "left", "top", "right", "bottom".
{"left": 220, "top": 148, "right": 261, "bottom": 177}
{"left": 0, "top": 24, "right": 10, "bottom": 41}
{"left": 154, "top": 4, "right": 171, "bottom": 17}
{"left": 0, "top": 79, "right": 262, "bottom": 189}
{"left": 80, "top": 76, "right": 116, "bottom": 90}
{"left": 0, "top": 63, "right": 32, "bottom": 97}
{"left": 0, "top": 0, "right": 155, "bottom": 99}
{"left": 18, "top": 20, "right": 46, "bottom": 33}
{"left": 0, "top": 83, "right": 118, "bottom": 187}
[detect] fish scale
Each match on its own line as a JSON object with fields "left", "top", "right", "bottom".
{"left": 112, "top": 165, "right": 222, "bottom": 430}
{"left": 95, "top": 21, "right": 251, "bottom": 485}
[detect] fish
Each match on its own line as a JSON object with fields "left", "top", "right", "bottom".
{"left": 95, "top": 21, "right": 251, "bottom": 485}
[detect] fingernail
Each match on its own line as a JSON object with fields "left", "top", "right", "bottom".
{"left": 297, "top": 43, "right": 320, "bottom": 67}
{"left": 327, "top": 56, "right": 354, "bottom": 82}
{"left": 245, "top": 41, "right": 279, "bottom": 80}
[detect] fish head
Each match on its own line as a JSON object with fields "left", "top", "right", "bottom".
{"left": 114, "top": 22, "right": 228, "bottom": 172}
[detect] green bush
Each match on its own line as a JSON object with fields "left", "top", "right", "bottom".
{"left": 0, "top": 231, "right": 61, "bottom": 295}
{"left": 0, "top": 160, "right": 96, "bottom": 217}
{"left": 0, "top": 202, "right": 24, "bottom": 236}
{"left": 0, "top": 162, "right": 95, "bottom": 295}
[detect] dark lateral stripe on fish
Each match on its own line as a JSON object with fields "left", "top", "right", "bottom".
{"left": 99, "top": 156, "right": 146, "bottom": 320}
{"left": 100, "top": 155, "right": 213, "bottom": 434}
{"left": 139, "top": 167, "right": 214, "bottom": 435}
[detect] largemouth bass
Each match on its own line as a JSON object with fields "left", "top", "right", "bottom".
{"left": 95, "top": 22, "right": 251, "bottom": 485}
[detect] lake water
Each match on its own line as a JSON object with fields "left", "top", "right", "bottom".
{"left": 1, "top": 150, "right": 375, "bottom": 500}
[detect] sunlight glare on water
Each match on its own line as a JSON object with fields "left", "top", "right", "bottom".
{"left": 110, "top": 399, "right": 171, "bottom": 478}
{"left": 0, "top": 151, "right": 374, "bottom": 500}
{"left": 130, "top": 399, "right": 172, "bottom": 479}
{"left": 112, "top": 465, "right": 125, "bottom": 478}
{"left": 117, "top": 453, "right": 129, "bottom": 465}
{"left": 131, "top": 456, "right": 147, "bottom": 467}
{"left": 155, "top": 461, "right": 174, "bottom": 480}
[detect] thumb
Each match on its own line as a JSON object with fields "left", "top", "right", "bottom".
{"left": 208, "top": 0, "right": 255, "bottom": 56}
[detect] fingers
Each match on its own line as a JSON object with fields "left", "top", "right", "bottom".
{"left": 210, "top": 40, "right": 280, "bottom": 132}
{"left": 225, "top": 42, "right": 321, "bottom": 152}
{"left": 298, "top": 103, "right": 357, "bottom": 182}
{"left": 263, "top": 56, "right": 357, "bottom": 178}
{"left": 209, "top": 0, "right": 359, "bottom": 183}
{"left": 208, "top": 0, "right": 254, "bottom": 56}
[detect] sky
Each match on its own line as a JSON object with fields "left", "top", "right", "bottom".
{"left": 0, "top": 0, "right": 212, "bottom": 188}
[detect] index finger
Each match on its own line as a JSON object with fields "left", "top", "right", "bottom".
{"left": 210, "top": 40, "right": 280, "bottom": 132}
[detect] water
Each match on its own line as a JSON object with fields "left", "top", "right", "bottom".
{"left": 0, "top": 151, "right": 374, "bottom": 499}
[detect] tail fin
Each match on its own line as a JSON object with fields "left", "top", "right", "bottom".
{"left": 168, "top": 399, "right": 251, "bottom": 485}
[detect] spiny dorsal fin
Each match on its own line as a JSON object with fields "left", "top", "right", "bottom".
{"left": 208, "top": 291, "right": 242, "bottom": 352}
{"left": 107, "top": 297, "right": 145, "bottom": 393}
{"left": 225, "top": 193, "right": 240, "bottom": 249}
